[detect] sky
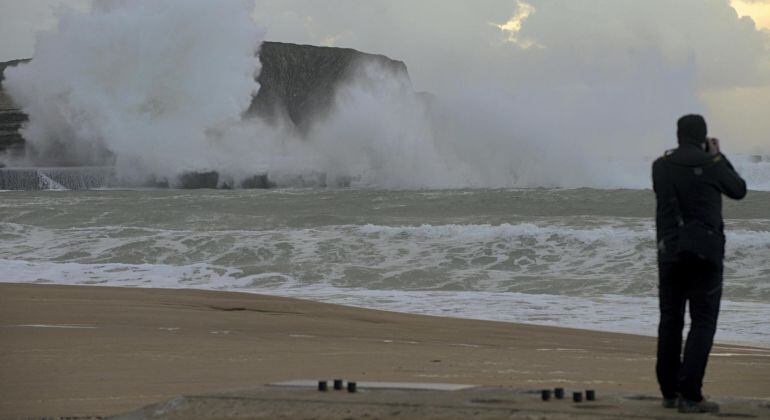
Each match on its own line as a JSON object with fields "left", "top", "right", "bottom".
{"left": 732, "top": 0, "right": 770, "bottom": 29}
{"left": 0, "top": 0, "right": 769, "bottom": 152}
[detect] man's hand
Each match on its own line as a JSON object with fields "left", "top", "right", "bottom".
{"left": 707, "top": 137, "right": 721, "bottom": 156}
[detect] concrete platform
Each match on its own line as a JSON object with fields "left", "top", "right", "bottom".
{"left": 110, "top": 382, "right": 770, "bottom": 419}
{"left": 271, "top": 379, "right": 477, "bottom": 391}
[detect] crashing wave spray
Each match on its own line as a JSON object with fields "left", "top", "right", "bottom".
{"left": 4, "top": 0, "right": 769, "bottom": 189}
{"left": 276, "top": 58, "right": 699, "bottom": 189}
{"left": 4, "top": 0, "right": 263, "bottom": 185}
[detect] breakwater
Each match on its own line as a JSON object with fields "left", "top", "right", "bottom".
{"left": 0, "top": 167, "right": 114, "bottom": 190}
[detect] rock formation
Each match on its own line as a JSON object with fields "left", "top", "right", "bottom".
{"left": 0, "top": 59, "right": 30, "bottom": 158}
{"left": 251, "top": 42, "right": 409, "bottom": 131}
{"left": 0, "top": 42, "right": 410, "bottom": 154}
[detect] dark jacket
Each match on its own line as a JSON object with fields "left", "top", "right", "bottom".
{"left": 652, "top": 143, "right": 747, "bottom": 265}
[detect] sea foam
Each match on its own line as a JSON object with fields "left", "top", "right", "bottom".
{"left": 1, "top": 220, "right": 768, "bottom": 300}
{"left": 1, "top": 258, "right": 767, "bottom": 347}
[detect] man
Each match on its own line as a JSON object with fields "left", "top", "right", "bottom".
{"left": 651, "top": 114, "right": 747, "bottom": 413}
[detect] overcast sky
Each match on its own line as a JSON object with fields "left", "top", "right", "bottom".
{"left": 1, "top": 0, "right": 769, "bottom": 151}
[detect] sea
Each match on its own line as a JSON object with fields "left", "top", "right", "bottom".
{"left": 2, "top": 0, "right": 768, "bottom": 351}
{"left": 1, "top": 186, "right": 768, "bottom": 347}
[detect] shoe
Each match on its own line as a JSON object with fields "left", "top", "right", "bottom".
{"left": 662, "top": 397, "right": 678, "bottom": 409}
{"left": 678, "top": 397, "right": 720, "bottom": 413}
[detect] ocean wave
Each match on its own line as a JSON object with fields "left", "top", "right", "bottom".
{"left": 1, "top": 221, "right": 768, "bottom": 301}
{"left": 358, "top": 222, "right": 645, "bottom": 242}
{"left": 0, "top": 259, "right": 767, "bottom": 347}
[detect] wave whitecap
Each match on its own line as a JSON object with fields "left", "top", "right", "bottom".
{"left": 1, "top": 221, "right": 768, "bottom": 300}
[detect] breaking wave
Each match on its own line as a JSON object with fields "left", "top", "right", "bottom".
{"left": 1, "top": 221, "right": 768, "bottom": 300}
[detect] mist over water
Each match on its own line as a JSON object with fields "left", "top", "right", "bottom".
{"left": 5, "top": 0, "right": 769, "bottom": 189}
{"left": 5, "top": 0, "right": 770, "bottom": 188}
{"left": 5, "top": 0, "right": 263, "bottom": 184}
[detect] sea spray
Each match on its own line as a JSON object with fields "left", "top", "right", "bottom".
{"left": 4, "top": 0, "right": 769, "bottom": 190}
{"left": 217, "top": 62, "right": 634, "bottom": 189}
{"left": 186, "top": 47, "right": 712, "bottom": 189}
{"left": 267, "top": 59, "right": 695, "bottom": 189}
{"left": 306, "top": 62, "right": 466, "bottom": 188}
{"left": 5, "top": 0, "right": 263, "bottom": 184}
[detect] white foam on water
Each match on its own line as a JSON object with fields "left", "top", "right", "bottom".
{"left": 37, "top": 173, "right": 67, "bottom": 190}
{"left": 0, "top": 258, "right": 767, "bottom": 347}
{"left": 0, "top": 221, "right": 768, "bottom": 299}
{"left": 1, "top": 213, "right": 768, "bottom": 346}
{"left": 10, "top": 324, "right": 98, "bottom": 329}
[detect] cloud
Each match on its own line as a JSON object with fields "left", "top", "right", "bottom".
{"left": 731, "top": 0, "right": 770, "bottom": 30}
{"left": 494, "top": 0, "right": 540, "bottom": 49}
{"left": 0, "top": 0, "right": 91, "bottom": 61}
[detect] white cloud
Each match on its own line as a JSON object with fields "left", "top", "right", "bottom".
{"left": 0, "top": 0, "right": 91, "bottom": 61}
{"left": 731, "top": 0, "right": 770, "bottom": 30}
{"left": 494, "top": 0, "right": 540, "bottom": 49}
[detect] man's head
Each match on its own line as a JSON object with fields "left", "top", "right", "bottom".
{"left": 677, "top": 114, "right": 707, "bottom": 147}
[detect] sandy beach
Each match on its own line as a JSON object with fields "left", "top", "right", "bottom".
{"left": 1, "top": 283, "right": 769, "bottom": 418}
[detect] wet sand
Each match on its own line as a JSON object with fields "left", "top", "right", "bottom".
{"left": 1, "top": 283, "right": 768, "bottom": 418}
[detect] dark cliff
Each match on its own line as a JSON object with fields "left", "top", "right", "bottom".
{"left": 0, "top": 42, "right": 410, "bottom": 154}
{"left": 0, "top": 59, "right": 30, "bottom": 156}
{"left": 252, "top": 42, "right": 409, "bottom": 130}
{"left": 0, "top": 58, "right": 30, "bottom": 109}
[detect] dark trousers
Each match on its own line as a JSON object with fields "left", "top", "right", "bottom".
{"left": 656, "top": 256, "right": 723, "bottom": 401}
